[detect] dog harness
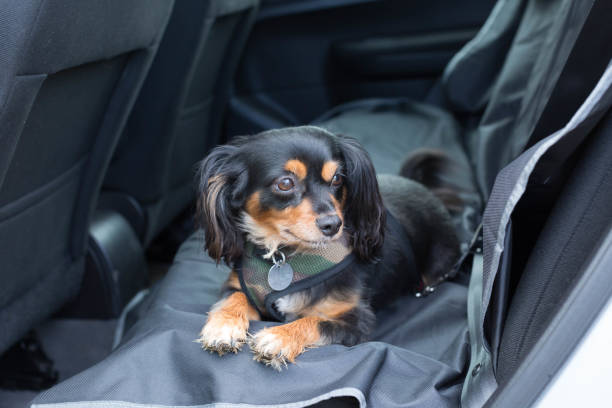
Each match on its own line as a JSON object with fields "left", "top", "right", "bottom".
{"left": 238, "top": 234, "right": 356, "bottom": 321}
{"left": 237, "top": 211, "right": 424, "bottom": 321}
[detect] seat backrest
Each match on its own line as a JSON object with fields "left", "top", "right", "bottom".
{"left": 102, "top": 0, "right": 259, "bottom": 244}
{"left": 461, "top": 53, "right": 612, "bottom": 406}
{"left": 496, "top": 104, "right": 612, "bottom": 384}
{"left": 479, "top": 0, "right": 612, "bottom": 376}
{"left": 0, "top": 0, "right": 173, "bottom": 354}
{"left": 441, "top": 0, "right": 595, "bottom": 196}
{"left": 441, "top": 0, "right": 526, "bottom": 114}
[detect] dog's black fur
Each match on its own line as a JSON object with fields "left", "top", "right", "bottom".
{"left": 196, "top": 126, "right": 460, "bottom": 369}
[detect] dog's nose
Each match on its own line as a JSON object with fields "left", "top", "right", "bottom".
{"left": 316, "top": 215, "right": 342, "bottom": 237}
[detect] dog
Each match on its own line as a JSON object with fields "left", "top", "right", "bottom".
{"left": 195, "top": 126, "right": 460, "bottom": 369}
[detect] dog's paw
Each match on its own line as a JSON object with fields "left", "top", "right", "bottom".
{"left": 196, "top": 315, "right": 248, "bottom": 356}
{"left": 248, "top": 328, "right": 297, "bottom": 370}
{"left": 249, "top": 318, "right": 323, "bottom": 370}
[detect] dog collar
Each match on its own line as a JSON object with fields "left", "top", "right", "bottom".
{"left": 237, "top": 235, "right": 355, "bottom": 321}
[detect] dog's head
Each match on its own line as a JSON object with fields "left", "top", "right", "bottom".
{"left": 197, "top": 126, "right": 385, "bottom": 265}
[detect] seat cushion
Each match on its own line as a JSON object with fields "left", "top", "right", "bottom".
{"left": 316, "top": 98, "right": 471, "bottom": 175}
{"left": 102, "top": 0, "right": 258, "bottom": 245}
{"left": 32, "top": 231, "right": 469, "bottom": 408}
{"left": 0, "top": 0, "right": 174, "bottom": 354}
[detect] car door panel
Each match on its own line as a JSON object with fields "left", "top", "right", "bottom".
{"left": 226, "top": 0, "right": 495, "bottom": 136}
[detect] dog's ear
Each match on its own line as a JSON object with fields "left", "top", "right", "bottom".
{"left": 336, "top": 134, "right": 385, "bottom": 262}
{"left": 196, "top": 143, "right": 248, "bottom": 265}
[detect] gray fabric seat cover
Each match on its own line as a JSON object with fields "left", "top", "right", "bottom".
{"left": 318, "top": 99, "right": 467, "bottom": 176}
{"left": 0, "top": 0, "right": 174, "bottom": 354}
{"left": 28, "top": 0, "right": 597, "bottom": 406}
{"left": 497, "top": 92, "right": 612, "bottom": 384}
{"left": 462, "top": 59, "right": 612, "bottom": 407}
{"left": 318, "top": 0, "right": 590, "bottom": 197}
{"left": 102, "top": 0, "right": 258, "bottom": 245}
{"left": 32, "top": 232, "right": 469, "bottom": 408}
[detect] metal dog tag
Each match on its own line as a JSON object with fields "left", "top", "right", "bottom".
{"left": 268, "top": 251, "right": 294, "bottom": 291}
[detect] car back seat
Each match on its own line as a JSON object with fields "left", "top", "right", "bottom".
{"left": 101, "top": 0, "right": 259, "bottom": 245}
{"left": 29, "top": 66, "right": 612, "bottom": 407}
{"left": 0, "top": 0, "right": 173, "bottom": 355}
{"left": 317, "top": 0, "right": 594, "bottom": 198}
{"left": 26, "top": 1, "right": 612, "bottom": 407}
{"left": 462, "top": 60, "right": 612, "bottom": 406}
{"left": 486, "top": 0, "right": 612, "bottom": 375}
{"left": 497, "top": 103, "right": 612, "bottom": 384}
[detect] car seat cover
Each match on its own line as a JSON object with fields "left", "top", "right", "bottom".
{"left": 462, "top": 59, "right": 612, "bottom": 407}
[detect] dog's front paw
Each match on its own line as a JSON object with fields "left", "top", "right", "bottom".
{"left": 197, "top": 316, "right": 247, "bottom": 355}
{"left": 196, "top": 292, "right": 258, "bottom": 356}
{"left": 248, "top": 328, "right": 297, "bottom": 370}
{"left": 249, "top": 317, "right": 323, "bottom": 370}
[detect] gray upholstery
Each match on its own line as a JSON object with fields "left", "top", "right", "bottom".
{"left": 497, "top": 108, "right": 612, "bottom": 383}
{"left": 318, "top": 99, "right": 467, "bottom": 176}
{"left": 459, "top": 59, "right": 612, "bottom": 405}
{"left": 0, "top": 0, "right": 174, "bottom": 354}
{"left": 440, "top": 0, "right": 525, "bottom": 113}
{"left": 102, "top": 0, "right": 259, "bottom": 245}
{"left": 29, "top": 94, "right": 612, "bottom": 407}
{"left": 19, "top": 0, "right": 610, "bottom": 407}
{"left": 467, "top": 0, "right": 593, "bottom": 195}
{"left": 31, "top": 231, "right": 469, "bottom": 408}
{"left": 318, "top": 0, "right": 592, "bottom": 197}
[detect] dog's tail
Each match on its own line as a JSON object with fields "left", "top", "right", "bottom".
{"left": 399, "top": 149, "right": 465, "bottom": 213}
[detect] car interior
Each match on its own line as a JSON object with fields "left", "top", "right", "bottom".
{"left": 1, "top": 0, "right": 611, "bottom": 407}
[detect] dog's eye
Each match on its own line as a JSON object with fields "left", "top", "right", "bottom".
{"left": 277, "top": 177, "right": 295, "bottom": 191}
{"left": 331, "top": 174, "right": 343, "bottom": 187}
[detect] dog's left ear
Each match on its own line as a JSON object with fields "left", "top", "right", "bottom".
{"left": 196, "top": 143, "right": 248, "bottom": 265}
{"left": 335, "top": 134, "right": 385, "bottom": 262}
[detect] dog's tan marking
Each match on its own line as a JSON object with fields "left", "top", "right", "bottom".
{"left": 245, "top": 191, "right": 281, "bottom": 237}
{"left": 224, "top": 270, "right": 242, "bottom": 291}
{"left": 321, "top": 161, "right": 339, "bottom": 182}
{"left": 251, "top": 292, "right": 360, "bottom": 369}
{"left": 245, "top": 192, "right": 266, "bottom": 221}
{"left": 197, "top": 291, "right": 259, "bottom": 355}
{"left": 245, "top": 191, "right": 328, "bottom": 253}
{"left": 245, "top": 193, "right": 321, "bottom": 232}
{"left": 303, "top": 292, "right": 359, "bottom": 319}
{"left": 249, "top": 316, "right": 325, "bottom": 370}
{"left": 284, "top": 159, "right": 307, "bottom": 180}
{"left": 284, "top": 199, "right": 318, "bottom": 228}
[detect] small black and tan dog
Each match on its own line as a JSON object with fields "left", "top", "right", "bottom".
{"left": 196, "top": 126, "right": 460, "bottom": 369}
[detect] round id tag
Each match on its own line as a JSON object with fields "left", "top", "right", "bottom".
{"left": 268, "top": 251, "right": 293, "bottom": 291}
